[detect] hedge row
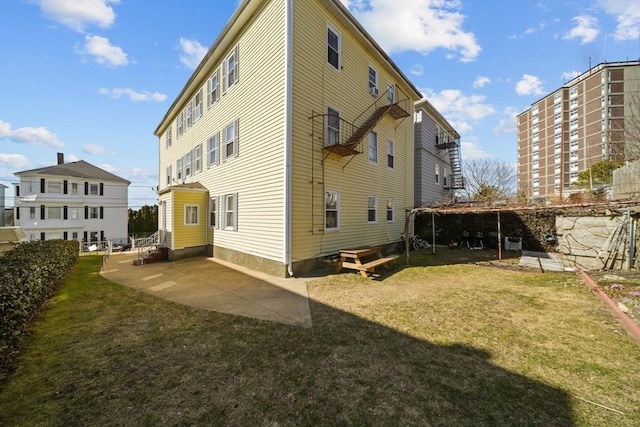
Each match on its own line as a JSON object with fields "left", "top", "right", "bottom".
{"left": 0, "top": 240, "right": 79, "bottom": 356}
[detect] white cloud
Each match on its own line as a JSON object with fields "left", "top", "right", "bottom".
{"left": 30, "top": 0, "right": 119, "bottom": 32}
{"left": 422, "top": 89, "right": 495, "bottom": 134}
{"left": 563, "top": 15, "right": 599, "bottom": 44}
{"left": 82, "top": 143, "right": 108, "bottom": 155}
{"left": 344, "top": 0, "right": 481, "bottom": 62}
{"left": 597, "top": 0, "right": 640, "bottom": 40}
{"left": 460, "top": 140, "right": 488, "bottom": 160}
{"left": 561, "top": 70, "right": 580, "bottom": 82}
{"left": 179, "top": 37, "right": 207, "bottom": 70}
{"left": 515, "top": 74, "right": 544, "bottom": 96}
{"left": 0, "top": 120, "right": 64, "bottom": 148}
{"left": 492, "top": 107, "right": 519, "bottom": 135}
{"left": 472, "top": 76, "right": 491, "bottom": 88}
{"left": 98, "top": 163, "right": 118, "bottom": 173}
{"left": 98, "top": 87, "right": 167, "bottom": 102}
{"left": 0, "top": 153, "right": 30, "bottom": 170}
{"left": 66, "top": 154, "right": 80, "bottom": 162}
{"left": 76, "top": 35, "right": 128, "bottom": 67}
{"left": 410, "top": 64, "right": 424, "bottom": 76}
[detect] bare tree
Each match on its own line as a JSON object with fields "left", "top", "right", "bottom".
{"left": 460, "top": 158, "right": 516, "bottom": 202}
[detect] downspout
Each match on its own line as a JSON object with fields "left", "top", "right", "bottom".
{"left": 284, "top": 0, "right": 293, "bottom": 277}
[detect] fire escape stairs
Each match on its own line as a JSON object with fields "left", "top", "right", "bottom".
{"left": 436, "top": 138, "right": 465, "bottom": 189}
{"left": 344, "top": 105, "right": 392, "bottom": 148}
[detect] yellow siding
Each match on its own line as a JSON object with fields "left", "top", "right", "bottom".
{"left": 290, "top": 0, "right": 417, "bottom": 262}
{"left": 158, "top": 0, "right": 287, "bottom": 263}
{"left": 172, "top": 189, "right": 208, "bottom": 249}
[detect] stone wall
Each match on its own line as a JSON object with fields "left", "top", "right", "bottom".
{"left": 613, "top": 160, "right": 640, "bottom": 200}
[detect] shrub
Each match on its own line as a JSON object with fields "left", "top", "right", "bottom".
{"left": 0, "top": 240, "right": 79, "bottom": 359}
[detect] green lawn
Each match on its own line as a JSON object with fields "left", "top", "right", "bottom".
{"left": 1, "top": 252, "right": 639, "bottom": 426}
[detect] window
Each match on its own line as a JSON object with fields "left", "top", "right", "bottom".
{"left": 223, "top": 193, "right": 238, "bottom": 231}
{"left": 368, "top": 65, "right": 378, "bottom": 96}
{"left": 367, "top": 196, "right": 377, "bottom": 223}
{"left": 90, "top": 184, "right": 99, "bottom": 195}
{"left": 48, "top": 207, "right": 62, "bottom": 219}
{"left": 177, "top": 111, "right": 184, "bottom": 137}
{"left": 326, "top": 107, "right": 340, "bottom": 146}
{"left": 209, "top": 197, "right": 218, "bottom": 228}
{"left": 48, "top": 181, "right": 62, "bottom": 193}
{"left": 90, "top": 231, "right": 98, "bottom": 242}
{"left": 166, "top": 125, "right": 172, "bottom": 149}
{"left": 368, "top": 131, "right": 377, "bottom": 163}
{"left": 177, "top": 157, "right": 183, "bottom": 180}
{"left": 166, "top": 165, "right": 172, "bottom": 185}
{"left": 90, "top": 207, "right": 99, "bottom": 219}
{"left": 72, "top": 232, "right": 78, "bottom": 240}
{"left": 387, "top": 83, "right": 394, "bottom": 105}
{"left": 223, "top": 120, "right": 239, "bottom": 160}
{"left": 194, "top": 90, "right": 202, "bottom": 121}
{"left": 435, "top": 163, "right": 440, "bottom": 184}
{"left": 208, "top": 133, "right": 219, "bottom": 166}
{"left": 194, "top": 145, "right": 202, "bottom": 173}
{"left": 185, "top": 152, "right": 192, "bottom": 176}
{"left": 208, "top": 69, "right": 219, "bottom": 106}
{"left": 386, "top": 198, "right": 394, "bottom": 222}
{"left": 185, "top": 103, "right": 192, "bottom": 128}
{"left": 30, "top": 207, "right": 36, "bottom": 219}
{"left": 325, "top": 190, "right": 339, "bottom": 230}
{"left": 327, "top": 25, "right": 340, "bottom": 70}
{"left": 71, "top": 208, "right": 78, "bottom": 220}
{"left": 387, "top": 140, "right": 394, "bottom": 168}
{"left": 224, "top": 45, "right": 239, "bottom": 91}
{"left": 27, "top": 180, "right": 37, "bottom": 194}
{"left": 71, "top": 182, "right": 78, "bottom": 194}
{"left": 185, "top": 205, "right": 199, "bottom": 225}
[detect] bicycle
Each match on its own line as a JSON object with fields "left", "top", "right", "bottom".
{"left": 397, "top": 234, "right": 431, "bottom": 253}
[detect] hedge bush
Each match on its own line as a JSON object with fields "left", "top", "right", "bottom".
{"left": 0, "top": 240, "right": 79, "bottom": 358}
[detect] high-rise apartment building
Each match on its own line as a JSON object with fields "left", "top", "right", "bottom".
{"left": 517, "top": 61, "right": 640, "bottom": 203}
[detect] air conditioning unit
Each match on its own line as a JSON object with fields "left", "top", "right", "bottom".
{"left": 369, "top": 86, "right": 379, "bottom": 97}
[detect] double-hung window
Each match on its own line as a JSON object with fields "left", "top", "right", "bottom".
{"left": 367, "top": 196, "right": 377, "bottom": 223}
{"left": 209, "top": 197, "right": 218, "bottom": 228}
{"left": 435, "top": 164, "right": 440, "bottom": 184}
{"left": 208, "top": 69, "right": 219, "bottom": 106}
{"left": 223, "top": 45, "right": 239, "bottom": 92}
{"left": 185, "top": 205, "right": 199, "bottom": 225}
{"left": 193, "top": 90, "right": 202, "bottom": 121}
{"left": 48, "top": 181, "right": 62, "bottom": 193}
{"left": 194, "top": 145, "right": 202, "bottom": 173}
{"left": 386, "top": 198, "right": 394, "bottom": 222}
{"left": 223, "top": 119, "right": 239, "bottom": 160}
{"left": 326, "top": 107, "right": 340, "bottom": 146}
{"left": 166, "top": 126, "right": 172, "bottom": 149}
{"left": 368, "top": 65, "right": 378, "bottom": 97}
{"left": 185, "top": 152, "right": 192, "bottom": 176}
{"left": 90, "top": 207, "right": 99, "bottom": 219}
{"left": 185, "top": 103, "right": 192, "bottom": 128}
{"left": 48, "top": 207, "right": 62, "bottom": 219}
{"left": 208, "top": 132, "right": 219, "bottom": 166}
{"left": 223, "top": 193, "right": 238, "bottom": 231}
{"left": 30, "top": 207, "right": 36, "bottom": 219}
{"left": 387, "top": 140, "right": 394, "bottom": 168}
{"left": 166, "top": 165, "right": 172, "bottom": 185}
{"left": 327, "top": 25, "right": 340, "bottom": 70}
{"left": 90, "top": 184, "right": 99, "bottom": 195}
{"left": 177, "top": 112, "right": 184, "bottom": 137}
{"left": 177, "top": 157, "right": 183, "bottom": 180}
{"left": 325, "top": 190, "right": 339, "bottom": 230}
{"left": 368, "top": 131, "right": 377, "bottom": 163}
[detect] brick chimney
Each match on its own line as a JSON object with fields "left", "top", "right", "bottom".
{"left": 57, "top": 152, "right": 64, "bottom": 165}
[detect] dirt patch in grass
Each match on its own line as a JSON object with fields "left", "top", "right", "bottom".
{"left": 1, "top": 253, "right": 639, "bottom": 426}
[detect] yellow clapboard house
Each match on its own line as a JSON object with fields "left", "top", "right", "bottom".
{"left": 154, "top": 0, "right": 421, "bottom": 277}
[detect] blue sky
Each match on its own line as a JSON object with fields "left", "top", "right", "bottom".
{"left": 1, "top": 0, "right": 639, "bottom": 208}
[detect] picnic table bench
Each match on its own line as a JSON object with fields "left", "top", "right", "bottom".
{"left": 335, "top": 246, "right": 399, "bottom": 278}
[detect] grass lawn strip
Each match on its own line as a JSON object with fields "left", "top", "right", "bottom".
{"left": 0, "top": 253, "right": 638, "bottom": 426}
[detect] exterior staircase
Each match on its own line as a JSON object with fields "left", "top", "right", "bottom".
{"left": 436, "top": 132, "right": 465, "bottom": 189}
{"left": 132, "top": 231, "right": 169, "bottom": 265}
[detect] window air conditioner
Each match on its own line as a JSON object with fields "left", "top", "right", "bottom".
{"left": 369, "top": 86, "right": 379, "bottom": 97}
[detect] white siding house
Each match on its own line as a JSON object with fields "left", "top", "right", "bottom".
{"left": 13, "top": 154, "right": 130, "bottom": 246}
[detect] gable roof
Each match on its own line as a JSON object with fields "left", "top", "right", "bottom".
{"left": 14, "top": 160, "right": 130, "bottom": 184}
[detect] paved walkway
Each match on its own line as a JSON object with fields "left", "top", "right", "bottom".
{"left": 100, "top": 252, "right": 313, "bottom": 327}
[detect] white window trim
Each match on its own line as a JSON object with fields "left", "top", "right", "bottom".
{"left": 223, "top": 193, "right": 238, "bottom": 231}
{"left": 367, "top": 195, "right": 377, "bottom": 224}
{"left": 209, "top": 196, "right": 219, "bottom": 229}
{"left": 386, "top": 198, "right": 394, "bottom": 222}
{"left": 223, "top": 44, "right": 239, "bottom": 93}
{"left": 208, "top": 68, "right": 220, "bottom": 107}
{"left": 325, "top": 189, "right": 339, "bottom": 231}
{"left": 327, "top": 24, "right": 341, "bottom": 71}
{"left": 326, "top": 106, "right": 340, "bottom": 147}
{"left": 208, "top": 132, "right": 219, "bottom": 167}
{"left": 368, "top": 131, "right": 377, "bottom": 163}
{"left": 387, "top": 140, "right": 394, "bottom": 169}
{"left": 185, "top": 205, "right": 199, "bottom": 225}
{"left": 368, "top": 64, "right": 378, "bottom": 97}
{"left": 222, "top": 119, "right": 239, "bottom": 161}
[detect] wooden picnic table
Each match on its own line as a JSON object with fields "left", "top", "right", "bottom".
{"left": 335, "top": 246, "right": 399, "bottom": 278}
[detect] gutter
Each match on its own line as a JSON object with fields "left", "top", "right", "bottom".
{"left": 578, "top": 267, "right": 640, "bottom": 344}
{"left": 284, "top": 0, "right": 293, "bottom": 277}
